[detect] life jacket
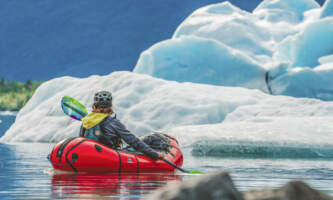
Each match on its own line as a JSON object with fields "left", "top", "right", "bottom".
{"left": 80, "top": 112, "right": 122, "bottom": 149}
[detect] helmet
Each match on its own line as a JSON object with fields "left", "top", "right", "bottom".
{"left": 94, "top": 91, "right": 112, "bottom": 108}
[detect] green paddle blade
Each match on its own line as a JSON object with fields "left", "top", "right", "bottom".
{"left": 186, "top": 169, "right": 204, "bottom": 174}
{"left": 61, "top": 96, "right": 88, "bottom": 121}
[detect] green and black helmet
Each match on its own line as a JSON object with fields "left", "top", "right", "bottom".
{"left": 94, "top": 91, "right": 112, "bottom": 108}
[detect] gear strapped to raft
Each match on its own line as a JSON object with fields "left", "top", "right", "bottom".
{"left": 140, "top": 132, "right": 172, "bottom": 152}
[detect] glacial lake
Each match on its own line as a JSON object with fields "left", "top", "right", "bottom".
{"left": 1, "top": 113, "right": 333, "bottom": 199}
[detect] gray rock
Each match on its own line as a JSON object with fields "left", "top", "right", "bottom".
{"left": 146, "top": 172, "right": 244, "bottom": 200}
{"left": 244, "top": 181, "right": 333, "bottom": 200}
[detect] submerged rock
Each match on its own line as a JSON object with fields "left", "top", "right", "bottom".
{"left": 244, "top": 181, "right": 333, "bottom": 200}
{"left": 147, "top": 171, "right": 333, "bottom": 200}
{"left": 146, "top": 172, "right": 244, "bottom": 200}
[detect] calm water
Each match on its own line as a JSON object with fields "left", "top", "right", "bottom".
{"left": 0, "top": 142, "right": 332, "bottom": 199}
{"left": 0, "top": 112, "right": 16, "bottom": 137}
{"left": 1, "top": 114, "right": 333, "bottom": 199}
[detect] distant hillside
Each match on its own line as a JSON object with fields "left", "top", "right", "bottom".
{"left": 0, "top": 0, "right": 325, "bottom": 81}
{"left": 0, "top": 79, "right": 42, "bottom": 111}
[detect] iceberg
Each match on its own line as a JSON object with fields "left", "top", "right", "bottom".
{"left": 321, "top": 0, "right": 333, "bottom": 18}
{"left": 134, "top": 0, "right": 333, "bottom": 100}
{"left": 0, "top": 72, "right": 266, "bottom": 142}
{"left": 319, "top": 54, "right": 333, "bottom": 64}
{"left": 169, "top": 96, "right": 333, "bottom": 158}
{"left": 172, "top": 2, "right": 273, "bottom": 64}
{"left": 274, "top": 17, "right": 333, "bottom": 68}
{"left": 269, "top": 64, "right": 333, "bottom": 100}
{"left": 134, "top": 36, "right": 267, "bottom": 92}
{"left": 2, "top": 71, "right": 333, "bottom": 159}
{"left": 254, "top": 0, "right": 320, "bottom": 23}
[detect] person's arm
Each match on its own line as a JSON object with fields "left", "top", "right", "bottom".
{"left": 79, "top": 126, "right": 85, "bottom": 137}
{"left": 102, "top": 117, "right": 161, "bottom": 160}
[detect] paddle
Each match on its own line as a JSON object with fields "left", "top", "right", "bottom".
{"left": 61, "top": 96, "right": 203, "bottom": 174}
{"left": 61, "top": 96, "right": 88, "bottom": 121}
{"left": 161, "top": 158, "right": 203, "bottom": 174}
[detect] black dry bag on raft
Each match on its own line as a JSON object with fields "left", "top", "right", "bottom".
{"left": 140, "top": 132, "right": 172, "bottom": 152}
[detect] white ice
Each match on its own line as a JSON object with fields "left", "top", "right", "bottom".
{"left": 1, "top": 71, "right": 333, "bottom": 158}
{"left": 274, "top": 17, "right": 333, "bottom": 68}
{"left": 134, "top": 0, "right": 333, "bottom": 101}
{"left": 321, "top": 0, "right": 333, "bottom": 18}
{"left": 319, "top": 54, "right": 333, "bottom": 64}
{"left": 254, "top": 0, "right": 320, "bottom": 23}
{"left": 134, "top": 36, "right": 267, "bottom": 92}
{"left": 0, "top": 72, "right": 266, "bottom": 142}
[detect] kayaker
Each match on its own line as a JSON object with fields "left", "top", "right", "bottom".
{"left": 79, "top": 91, "right": 164, "bottom": 160}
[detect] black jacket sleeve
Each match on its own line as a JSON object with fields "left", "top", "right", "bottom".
{"left": 79, "top": 126, "right": 85, "bottom": 137}
{"left": 102, "top": 117, "right": 159, "bottom": 160}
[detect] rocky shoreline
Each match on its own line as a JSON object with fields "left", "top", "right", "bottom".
{"left": 147, "top": 172, "right": 333, "bottom": 200}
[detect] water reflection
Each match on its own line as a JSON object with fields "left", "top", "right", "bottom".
{"left": 0, "top": 143, "right": 15, "bottom": 193}
{"left": 51, "top": 172, "right": 182, "bottom": 199}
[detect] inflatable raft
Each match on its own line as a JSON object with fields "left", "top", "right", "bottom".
{"left": 48, "top": 135, "right": 183, "bottom": 173}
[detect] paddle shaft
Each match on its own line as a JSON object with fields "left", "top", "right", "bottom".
{"left": 160, "top": 158, "right": 188, "bottom": 173}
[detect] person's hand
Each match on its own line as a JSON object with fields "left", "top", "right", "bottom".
{"left": 157, "top": 153, "right": 164, "bottom": 159}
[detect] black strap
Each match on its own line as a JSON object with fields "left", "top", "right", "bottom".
{"left": 65, "top": 139, "right": 87, "bottom": 172}
{"left": 116, "top": 150, "right": 122, "bottom": 174}
{"left": 49, "top": 157, "right": 78, "bottom": 167}
{"left": 134, "top": 155, "right": 139, "bottom": 173}
{"left": 57, "top": 137, "right": 76, "bottom": 162}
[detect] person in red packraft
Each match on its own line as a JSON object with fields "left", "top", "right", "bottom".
{"left": 79, "top": 91, "right": 164, "bottom": 160}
